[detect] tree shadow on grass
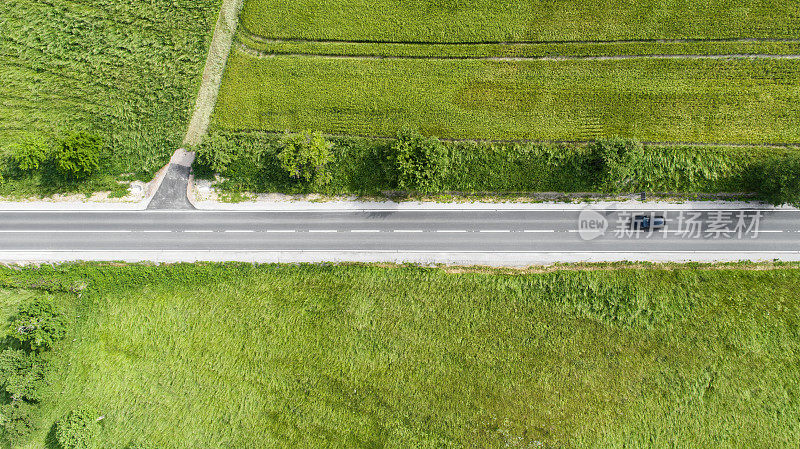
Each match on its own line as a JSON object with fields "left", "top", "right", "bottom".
{"left": 44, "top": 421, "right": 60, "bottom": 449}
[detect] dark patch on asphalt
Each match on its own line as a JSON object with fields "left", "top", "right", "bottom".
{"left": 147, "top": 164, "right": 195, "bottom": 210}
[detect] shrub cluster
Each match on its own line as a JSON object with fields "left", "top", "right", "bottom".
{"left": 750, "top": 155, "right": 800, "bottom": 207}
{"left": 193, "top": 131, "right": 800, "bottom": 205}
{"left": 585, "top": 138, "right": 645, "bottom": 193}
{"left": 277, "top": 130, "right": 333, "bottom": 188}
{"left": 391, "top": 128, "right": 449, "bottom": 193}
{"left": 0, "top": 297, "right": 67, "bottom": 444}
{"left": 54, "top": 408, "right": 100, "bottom": 449}
{"left": 4, "top": 132, "right": 104, "bottom": 186}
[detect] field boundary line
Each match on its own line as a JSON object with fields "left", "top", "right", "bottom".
{"left": 235, "top": 41, "right": 800, "bottom": 62}
{"left": 183, "top": 0, "right": 245, "bottom": 147}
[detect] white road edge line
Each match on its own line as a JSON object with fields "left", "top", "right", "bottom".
{"left": 523, "top": 230, "right": 556, "bottom": 233}
{"left": 308, "top": 230, "right": 338, "bottom": 233}
{"left": 225, "top": 230, "right": 255, "bottom": 233}
{"left": 437, "top": 230, "right": 468, "bottom": 233}
{"left": 393, "top": 230, "right": 424, "bottom": 233}
{"left": 0, "top": 250, "right": 798, "bottom": 254}
{"left": 351, "top": 230, "right": 381, "bottom": 233}
{"left": 0, "top": 230, "right": 134, "bottom": 233}
{"left": 264, "top": 230, "right": 295, "bottom": 233}
{"left": 479, "top": 230, "right": 511, "bottom": 233}
{"left": 4, "top": 208, "right": 794, "bottom": 213}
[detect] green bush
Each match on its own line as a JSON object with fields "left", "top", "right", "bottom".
{"left": 586, "top": 138, "right": 645, "bottom": 193}
{"left": 277, "top": 130, "right": 333, "bottom": 187}
{"left": 195, "top": 133, "right": 237, "bottom": 174}
{"left": 10, "top": 298, "right": 66, "bottom": 353}
{"left": 52, "top": 132, "right": 102, "bottom": 181}
{"left": 392, "top": 128, "right": 449, "bottom": 193}
{"left": 10, "top": 135, "right": 50, "bottom": 173}
{"left": 0, "top": 297, "right": 68, "bottom": 445}
{"left": 55, "top": 409, "right": 100, "bottom": 449}
{"left": 0, "top": 401, "right": 35, "bottom": 445}
{"left": 754, "top": 155, "right": 800, "bottom": 206}
{"left": 0, "top": 349, "right": 46, "bottom": 404}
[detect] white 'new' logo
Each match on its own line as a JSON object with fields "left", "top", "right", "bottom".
{"left": 578, "top": 208, "right": 608, "bottom": 241}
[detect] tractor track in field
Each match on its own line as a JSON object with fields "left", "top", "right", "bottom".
{"left": 235, "top": 41, "right": 800, "bottom": 62}
{"left": 183, "top": 0, "right": 244, "bottom": 147}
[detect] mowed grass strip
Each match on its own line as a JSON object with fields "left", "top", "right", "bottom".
{"left": 9, "top": 264, "right": 800, "bottom": 448}
{"left": 213, "top": 50, "right": 800, "bottom": 143}
{"left": 238, "top": 33, "right": 800, "bottom": 59}
{"left": 241, "top": 0, "right": 800, "bottom": 42}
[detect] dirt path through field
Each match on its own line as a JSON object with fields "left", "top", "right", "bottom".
{"left": 145, "top": 0, "right": 243, "bottom": 208}
{"left": 183, "top": 0, "right": 244, "bottom": 147}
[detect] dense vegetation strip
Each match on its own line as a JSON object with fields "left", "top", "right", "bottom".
{"left": 238, "top": 31, "right": 800, "bottom": 59}
{"left": 0, "top": 263, "right": 798, "bottom": 447}
{"left": 193, "top": 131, "right": 800, "bottom": 205}
{"left": 212, "top": 50, "right": 800, "bottom": 144}
{"left": 0, "top": 0, "right": 221, "bottom": 195}
{"left": 241, "top": 0, "right": 800, "bottom": 43}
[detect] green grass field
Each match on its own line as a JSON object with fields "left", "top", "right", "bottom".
{"left": 0, "top": 0, "right": 221, "bottom": 178}
{"left": 1, "top": 263, "right": 798, "bottom": 448}
{"left": 213, "top": 50, "right": 800, "bottom": 143}
{"left": 241, "top": 0, "right": 800, "bottom": 42}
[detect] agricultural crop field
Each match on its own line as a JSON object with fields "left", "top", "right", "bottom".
{"left": 213, "top": 1, "right": 800, "bottom": 144}
{"left": 1, "top": 263, "right": 798, "bottom": 447}
{"left": 0, "top": 0, "right": 221, "bottom": 178}
{"left": 214, "top": 53, "right": 800, "bottom": 143}
{"left": 241, "top": 0, "right": 800, "bottom": 42}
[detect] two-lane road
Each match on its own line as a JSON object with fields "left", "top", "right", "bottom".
{"left": 0, "top": 209, "right": 798, "bottom": 264}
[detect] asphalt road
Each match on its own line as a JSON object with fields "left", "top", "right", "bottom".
{"left": 0, "top": 210, "right": 797, "bottom": 258}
